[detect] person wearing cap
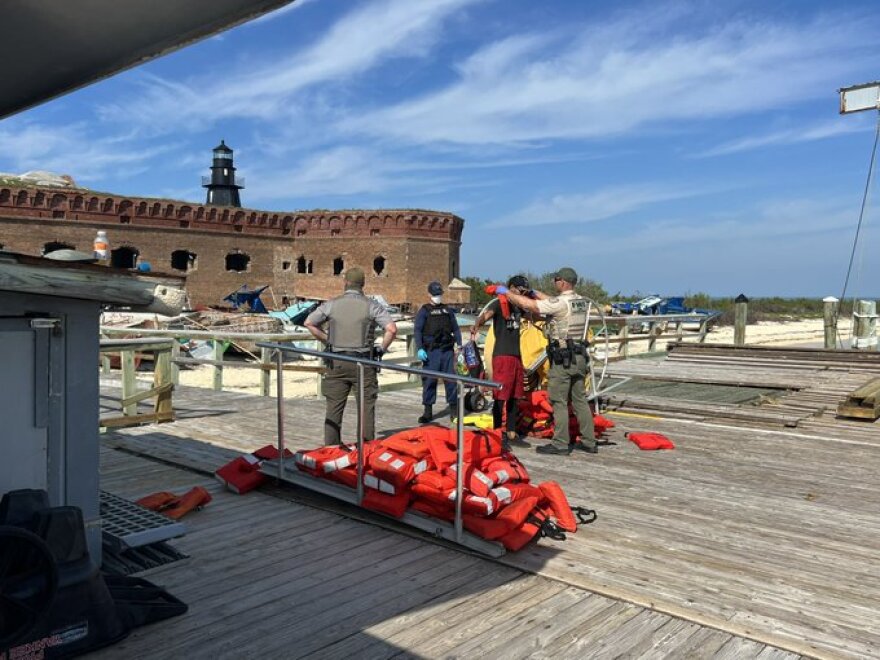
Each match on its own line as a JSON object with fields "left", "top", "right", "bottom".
{"left": 505, "top": 267, "right": 596, "bottom": 455}
{"left": 304, "top": 267, "right": 397, "bottom": 445}
{"left": 470, "top": 274, "right": 532, "bottom": 449}
{"left": 413, "top": 280, "right": 462, "bottom": 423}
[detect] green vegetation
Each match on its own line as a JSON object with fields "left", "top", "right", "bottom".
{"left": 461, "top": 276, "right": 852, "bottom": 324}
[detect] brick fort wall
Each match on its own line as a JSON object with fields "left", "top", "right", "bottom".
{"left": 0, "top": 185, "right": 465, "bottom": 310}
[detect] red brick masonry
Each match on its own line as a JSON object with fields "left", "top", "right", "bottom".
{"left": 0, "top": 185, "right": 465, "bottom": 309}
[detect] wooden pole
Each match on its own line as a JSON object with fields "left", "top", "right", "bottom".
{"left": 619, "top": 323, "right": 629, "bottom": 359}
{"left": 823, "top": 296, "right": 839, "bottom": 350}
{"left": 170, "top": 340, "right": 180, "bottom": 386}
{"left": 121, "top": 350, "right": 137, "bottom": 416}
{"left": 212, "top": 340, "right": 224, "bottom": 391}
{"left": 734, "top": 294, "right": 748, "bottom": 346}
{"left": 153, "top": 346, "right": 174, "bottom": 421}
{"left": 260, "top": 347, "right": 272, "bottom": 397}
{"left": 852, "top": 299, "right": 878, "bottom": 351}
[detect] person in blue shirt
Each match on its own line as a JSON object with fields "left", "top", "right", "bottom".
{"left": 414, "top": 281, "right": 462, "bottom": 423}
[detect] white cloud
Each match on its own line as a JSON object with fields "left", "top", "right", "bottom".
{"left": 345, "top": 9, "right": 878, "bottom": 145}
{"left": 487, "top": 183, "right": 717, "bottom": 228}
{"left": 97, "top": 0, "right": 486, "bottom": 131}
{"left": 696, "top": 119, "right": 870, "bottom": 157}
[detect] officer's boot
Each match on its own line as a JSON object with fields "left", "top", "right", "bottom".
{"left": 418, "top": 405, "right": 433, "bottom": 424}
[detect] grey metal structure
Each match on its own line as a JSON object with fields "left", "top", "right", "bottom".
{"left": 100, "top": 490, "right": 187, "bottom": 553}
{"left": 0, "top": 252, "right": 186, "bottom": 568}
{"left": 257, "top": 343, "right": 507, "bottom": 557}
{"left": 0, "top": 0, "right": 296, "bottom": 119}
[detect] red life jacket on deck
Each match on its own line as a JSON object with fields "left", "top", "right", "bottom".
{"left": 369, "top": 449, "right": 430, "bottom": 491}
{"left": 481, "top": 453, "right": 530, "bottom": 485}
{"left": 380, "top": 428, "right": 432, "bottom": 460}
{"left": 499, "top": 503, "right": 564, "bottom": 552}
{"left": 294, "top": 445, "right": 361, "bottom": 476}
{"left": 464, "top": 497, "right": 538, "bottom": 541}
{"left": 491, "top": 482, "right": 543, "bottom": 507}
{"left": 445, "top": 463, "right": 495, "bottom": 498}
{"left": 626, "top": 432, "right": 675, "bottom": 450}
{"left": 214, "top": 444, "right": 293, "bottom": 495}
{"left": 538, "top": 481, "right": 577, "bottom": 533}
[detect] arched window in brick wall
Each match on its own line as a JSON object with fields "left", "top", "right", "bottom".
{"left": 296, "top": 256, "right": 312, "bottom": 274}
{"left": 332, "top": 257, "right": 344, "bottom": 276}
{"left": 111, "top": 246, "right": 139, "bottom": 269}
{"left": 171, "top": 250, "right": 197, "bottom": 272}
{"left": 33, "top": 192, "right": 45, "bottom": 206}
{"left": 15, "top": 191, "right": 28, "bottom": 205}
{"left": 373, "top": 256, "right": 386, "bottom": 276}
{"left": 102, "top": 198, "right": 114, "bottom": 213}
{"left": 42, "top": 241, "right": 75, "bottom": 255}
{"left": 72, "top": 196, "right": 84, "bottom": 210}
{"left": 50, "top": 194, "right": 66, "bottom": 209}
{"left": 0, "top": 189, "right": 10, "bottom": 204}
{"left": 226, "top": 252, "right": 250, "bottom": 272}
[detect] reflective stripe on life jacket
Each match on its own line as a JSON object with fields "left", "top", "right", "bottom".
{"left": 445, "top": 463, "right": 494, "bottom": 498}
{"left": 464, "top": 497, "right": 537, "bottom": 541}
{"left": 363, "top": 472, "right": 397, "bottom": 495}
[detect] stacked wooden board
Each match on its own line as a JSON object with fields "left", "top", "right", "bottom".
{"left": 837, "top": 377, "right": 880, "bottom": 420}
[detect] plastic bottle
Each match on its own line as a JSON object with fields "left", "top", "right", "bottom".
{"left": 93, "top": 230, "right": 109, "bottom": 265}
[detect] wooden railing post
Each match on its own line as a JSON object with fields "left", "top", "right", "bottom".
{"left": 647, "top": 321, "right": 658, "bottom": 352}
{"left": 619, "top": 323, "right": 629, "bottom": 359}
{"left": 853, "top": 299, "right": 878, "bottom": 351}
{"left": 212, "top": 340, "right": 224, "bottom": 391}
{"left": 170, "top": 340, "right": 180, "bottom": 386}
{"left": 121, "top": 350, "right": 137, "bottom": 416}
{"left": 153, "top": 346, "right": 174, "bottom": 421}
{"left": 734, "top": 294, "right": 749, "bottom": 346}
{"left": 406, "top": 333, "right": 419, "bottom": 384}
{"left": 698, "top": 318, "right": 709, "bottom": 343}
{"left": 823, "top": 296, "right": 839, "bottom": 350}
{"left": 260, "top": 347, "right": 272, "bottom": 397}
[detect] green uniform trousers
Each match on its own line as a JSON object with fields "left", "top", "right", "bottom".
{"left": 321, "top": 360, "right": 379, "bottom": 445}
{"left": 547, "top": 353, "right": 595, "bottom": 448}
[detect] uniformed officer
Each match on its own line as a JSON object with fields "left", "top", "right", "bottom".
{"left": 414, "top": 281, "right": 462, "bottom": 423}
{"left": 504, "top": 267, "right": 596, "bottom": 455}
{"left": 304, "top": 267, "right": 397, "bottom": 445}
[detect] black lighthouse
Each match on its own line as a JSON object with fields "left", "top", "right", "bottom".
{"left": 202, "top": 140, "right": 243, "bottom": 206}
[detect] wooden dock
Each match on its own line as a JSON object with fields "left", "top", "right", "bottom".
{"left": 94, "top": 347, "right": 880, "bottom": 659}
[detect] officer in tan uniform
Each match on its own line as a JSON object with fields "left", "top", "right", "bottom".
{"left": 504, "top": 267, "right": 596, "bottom": 455}
{"left": 304, "top": 268, "right": 397, "bottom": 445}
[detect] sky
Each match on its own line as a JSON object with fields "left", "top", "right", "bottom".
{"left": 2, "top": 0, "right": 880, "bottom": 298}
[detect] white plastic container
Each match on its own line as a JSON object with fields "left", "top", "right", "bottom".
{"left": 93, "top": 230, "right": 109, "bottom": 264}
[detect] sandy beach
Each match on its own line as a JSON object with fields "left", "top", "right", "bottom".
{"left": 158, "top": 317, "right": 852, "bottom": 398}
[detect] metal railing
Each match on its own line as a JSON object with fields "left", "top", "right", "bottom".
{"left": 257, "top": 341, "right": 502, "bottom": 552}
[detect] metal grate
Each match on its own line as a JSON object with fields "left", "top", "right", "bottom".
{"left": 100, "top": 490, "right": 187, "bottom": 552}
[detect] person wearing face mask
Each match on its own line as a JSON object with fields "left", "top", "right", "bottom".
{"left": 414, "top": 280, "right": 462, "bottom": 423}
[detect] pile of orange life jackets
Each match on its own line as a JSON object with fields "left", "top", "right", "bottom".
{"left": 292, "top": 425, "right": 596, "bottom": 551}
{"left": 515, "top": 390, "right": 615, "bottom": 445}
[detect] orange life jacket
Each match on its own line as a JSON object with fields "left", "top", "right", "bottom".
{"left": 625, "top": 431, "right": 675, "bottom": 450}
{"left": 380, "top": 428, "right": 432, "bottom": 459}
{"left": 463, "top": 497, "right": 538, "bottom": 541}
{"left": 445, "top": 463, "right": 494, "bottom": 497}
{"left": 499, "top": 503, "right": 565, "bottom": 551}
{"left": 361, "top": 487, "right": 409, "bottom": 518}
{"left": 538, "top": 481, "right": 577, "bottom": 533}
{"left": 492, "top": 482, "right": 543, "bottom": 507}
{"left": 214, "top": 444, "right": 294, "bottom": 495}
{"left": 369, "top": 449, "right": 430, "bottom": 490}
{"left": 137, "top": 486, "right": 212, "bottom": 520}
{"left": 411, "top": 498, "right": 454, "bottom": 521}
{"left": 294, "top": 444, "right": 361, "bottom": 476}
{"left": 481, "top": 453, "right": 530, "bottom": 485}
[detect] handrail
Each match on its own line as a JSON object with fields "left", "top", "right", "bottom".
{"left": 257, "top": 341, "right": 502, "bottom": 544}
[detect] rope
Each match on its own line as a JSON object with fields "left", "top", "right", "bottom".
{"left": 836, "top": 109, "right": 880, "bottom": 347}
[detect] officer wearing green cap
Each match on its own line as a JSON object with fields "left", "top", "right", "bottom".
{"left": 304, "top": 267, "right": 397, "bottom": 445}
{"left": 504, "top": 266, "right": 596, "bottom": 455}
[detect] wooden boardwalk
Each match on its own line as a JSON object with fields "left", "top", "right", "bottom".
{"left": 97, "top": 351, "right": 880, "bottom": 659}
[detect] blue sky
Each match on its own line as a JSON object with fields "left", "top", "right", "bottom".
{"left": 2, "top": 0, "right": 879, "bottom": 297}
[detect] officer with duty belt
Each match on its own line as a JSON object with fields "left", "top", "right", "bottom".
{"left": 304, "top": 267, "right": 397, "bottom": 445}
{"left": 504, "top": 267, "right": 596, "bottom": 455}
{"left": 414, "top": 280, "right": 462, "bottom": 423}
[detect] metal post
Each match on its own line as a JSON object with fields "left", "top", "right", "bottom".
{"left": 275, "top": 349, "right": 285, "bottom": 481}
{"left": 734, "top": 294, "right": 748, "bottom": 346}
{"left": 356, "top": 362, "right": 365, "bottom": 505}
{"left": 454, "top": 385, "right": 465, "bottom": 543}
{"left": 823, "top": 296, "right": 839, "bottom": 349}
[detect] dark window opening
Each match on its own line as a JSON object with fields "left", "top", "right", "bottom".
{"left": 282, "top": 261, "right": 291, "bottom": 271}
{"left": 373, "top": 256, "right": 386, "bottom": 276}
{"left": 296, "top": 229, "right": 306, "bottom": 237}
{"left": 296, "top": 256, "right": 307, "bottom": 274}
{"left": 43, "top": 241, "right": 74, "bottom": 255}
{"left": 179, "top": 220, "right": 190, "bottom": 228}
{"left": 331, "top": 229, "right": 340, "bottom": 236}
{"left": 226, "top": 252, "right": 250, "bottom": 272}
{"left": 370, "top": 229, "right": 380, "bottom": 236}
{"left": 120, "top": 215, "right": 131, "bottom": 224}
{"left": 111, "top": 246, "right": 139, "bottom": 269}
{"left": 52, "top": 210, "right": 65, "bottom": 219}
{"left": 333, "top": 257, "right": 344, "bottom": 276}
{"left": 307, "top": 259, "right": 313, "bottom": 274}
{"left": 171, "top": 250, "right": 197, "bottom": 272}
